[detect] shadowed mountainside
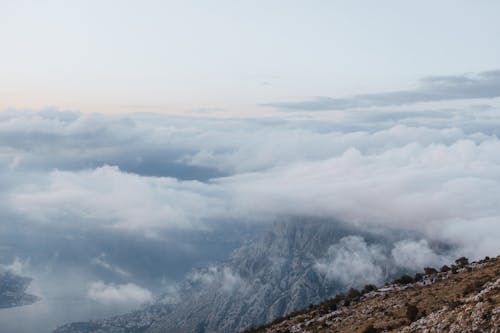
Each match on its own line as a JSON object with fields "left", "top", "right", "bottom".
{"left": 55, "top": 220, "right": 412, "bottom": 333}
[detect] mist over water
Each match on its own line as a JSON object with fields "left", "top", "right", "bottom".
{"left": 0, "top": 220, "right": 250, "bottom": 332}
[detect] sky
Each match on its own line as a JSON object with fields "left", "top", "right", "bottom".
{"left": 1, "top": 0, "right": 500, "bottom": 115}
{"left": 1, "top": 1, "right": 500, "bottom": 332}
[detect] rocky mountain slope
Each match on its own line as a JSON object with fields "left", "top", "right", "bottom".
{"left": 0, "top": 270, "right": 39, "bottom": 309}
{"left": 248, "top": 256, "right": 499, "bottom": 333}
{"left": 55, "top": 220, "right": 409, "bottom": 333}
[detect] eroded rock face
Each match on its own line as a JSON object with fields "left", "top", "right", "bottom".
{"left": 0, "top": 270, "right": 40, "bottom": 309}
{"left": 251, "top": 256, "right": 500, "bottom": 333}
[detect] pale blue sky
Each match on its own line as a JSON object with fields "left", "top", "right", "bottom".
{"left": 1, "top": 0, "right": 500, "bottom": 115}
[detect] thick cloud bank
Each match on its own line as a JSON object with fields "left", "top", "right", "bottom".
{"left": 1, "top": 105, "right": 499, "bottom": 261}
{"left": 1, "top": 98, "right": 499, "bottom": 331}
{"left": 313, "top": 236, "right": 451, "bottom": 288}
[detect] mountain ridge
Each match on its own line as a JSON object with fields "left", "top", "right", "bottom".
{"left": 54, "top": 220, "right": 412, "bottom": 333}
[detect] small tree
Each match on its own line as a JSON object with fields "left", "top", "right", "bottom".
{"left": 455, "top": 257, "right": 469, "bottom": 267}
{"left": 394, "top": 274, "right": 414, "bottom": 285}
{"left": 348, "top": 287, "right": 361, "bottom": 300}
{"left": 362, "top": 284, "right": 377, "bottom": 294}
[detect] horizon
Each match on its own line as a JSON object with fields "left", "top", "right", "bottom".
{"left": 1, "top": 2, "right": 500, "bottom": 333}
{"left": 2, "top": 1, "right": 500, "bottom": 116}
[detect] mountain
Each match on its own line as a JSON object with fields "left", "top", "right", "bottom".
{"left": 0, "top": 270, "right": 40, "bottom": 309}
{"left": 54, "top": 219, "right": 410, "bottom": 333}
{"left": 248, "top": 256, "right": 499, "bottom": 333}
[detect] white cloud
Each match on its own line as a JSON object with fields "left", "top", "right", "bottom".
{"left": 2, "top": 109, "right": 500, "bottom": 260}
{"left": 10, "top": 165, "right": 225, "bottom": 231}
{"left": 190, "top": 266, "right": 244, "bottom": 293}
{"left": 0, "top": 257, "right": 30, "bottom": 275}
{"left": 87, "top": 281, "right": 153, "bottom": 305}
{"left": 314, "top": 236, "right": 388, "bottom": 287}
{"left": 391, "top": 239, "right": 449, "bottom": 270}
{"left": 91, "top": 254, "right": 131, "bottom": 277}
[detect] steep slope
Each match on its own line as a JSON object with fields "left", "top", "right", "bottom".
{"left": 55, "top": 220, "right": 451, "bottom": 333}
{"left": 55, "top": 220, "right": 406, "bottom": 333}
{"left": 144, "top": 220, "right": 356, "bottom": 333}
{"left": 250, "top": 256, "right": 499, "bottom": 333}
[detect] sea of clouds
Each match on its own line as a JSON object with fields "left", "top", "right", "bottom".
{"left": 2, "top": 106, "right": 499, "bottom": 253}
{"left": 0, "top": 96, "right": 499, "bottom": 330}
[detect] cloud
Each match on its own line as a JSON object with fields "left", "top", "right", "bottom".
{"left": 9, "top": 165, "right": 225, "bottom": 231}
{"left": 189, "top": 266, "right": 244, "bottom": 293}
{"left": 314, "top": 236, "right": 453, "bottom": 287}
{"left": 264, "top": 70, "right": 500, "bottom": 111}
{"left": 1, "top": 109, "right": 498, "bottom": 261}
{"left": 0, "top": 257, "right": 30, "bottom": 275}
{"left": 91, "top": 254, "right": 131, "bottom": 278}
{"left": 87, "top": 281, "right": 153, "bottom": 305}
{"left": 1, "top": 96, "right": 499, "bottom": 330}
{"left": 391, "top": 239, "right": 450, "bottom": 270}
{"left": 222, "top": 138, "right": 500, "bottom": 232}
{"left": 1, "top": 105, "right": 500, "bottom": 261}
{"left": 314, "top": 236, "right": 388, "bottom": 287}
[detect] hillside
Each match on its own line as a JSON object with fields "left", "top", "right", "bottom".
{"left": 247, "top": 256, "right": 500, "bottom": 333}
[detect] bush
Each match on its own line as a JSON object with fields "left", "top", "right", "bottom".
{"left": 462, "top": 279, "right": 486, "bottom": 296}
{"left": 462, "top": 283, "right": 476, "bottom": 296}
{"left": 361, "top": 324, "right": 379, "bottom": 333}
{"left": 318, "top": 295, "right": 342, "bottom": 313}
{"left": 405, "top": 304, "right": 419, "bottom": 322}
{"left": 448, "top": 300, "right": 462, "bottom": 309}
{"left": 348, "top": 288, "right": 361, "bottom": 299}
{"left": 455, "top": 257, "right": 469, "bottom": 267}
{"left": 394, "top": 274, "right": 414, "bottom": 285}
{"left": 362, "top": 284, "right": 377, "bottom": 293}
{"left": 440, "top": 265, "right": 451, "bottom": 272}
{"left": 328, "top": 302, "right": 337, "bottom": 311}
{"left": 424, "top": 267, "right": 437, "bottom": 275}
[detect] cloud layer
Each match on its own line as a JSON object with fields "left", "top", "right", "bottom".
{"left": 87, "top": 281, "right": 153, "bottom": 305}
{"left": 264, "top": 70, "right": 500, "bottom": 111}
{"left": 1, "top": 105, "right": 499, "bottom": 261}
{"left": 1, "top": 87, "right": 499, "bottom": 330}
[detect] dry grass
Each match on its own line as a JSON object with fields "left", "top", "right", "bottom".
{"left": 249, "top": 256, "right": 500, "bottom": 333}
